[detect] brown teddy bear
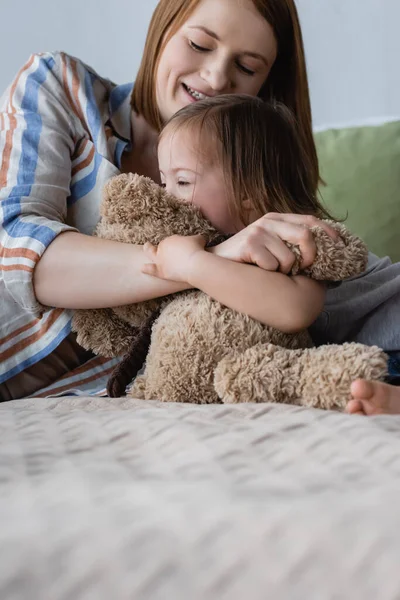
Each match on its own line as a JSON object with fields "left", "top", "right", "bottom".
{"left": 72, "top": 173, "right": 388, "bottom": 409}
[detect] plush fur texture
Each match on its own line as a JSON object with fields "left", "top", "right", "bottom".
{"left": 72, "top": 173, "right": 388, "bottom": 409}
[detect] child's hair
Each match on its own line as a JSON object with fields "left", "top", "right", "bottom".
{"left": 160, "top": 94, "right": 333, "bottom": 227}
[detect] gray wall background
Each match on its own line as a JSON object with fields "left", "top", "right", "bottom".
{"left": 1, "top": 0, "right": 399, "bottom": 129}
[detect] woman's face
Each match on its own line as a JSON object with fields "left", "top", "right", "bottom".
{"left": 155, "top": 0, "right": 278, "bottom": 122}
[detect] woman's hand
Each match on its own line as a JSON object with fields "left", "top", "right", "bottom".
{"left": 210, "top": 213, "right": 339, "bottom": 273}
{"left": 141, "top": 234, "right": 206, "bottom": 282}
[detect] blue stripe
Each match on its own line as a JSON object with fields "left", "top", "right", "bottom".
{"left": 109, "top": 82, "right": 133, "bottom": 115}
{"left": 35, "top": 356, "right": 121, "bottom": 396}
{"left": 114, "top": 138, "right": 128, "bottom": 169}
{"left": 0, "top": 317, "right": 72, "bottom": 384}
{"left": 68, "top": 71, "right": 103, "bottom": 205}
{"left": 3, "top": 56, "right": 59, "bottom": 246}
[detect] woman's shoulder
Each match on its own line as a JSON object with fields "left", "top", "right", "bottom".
{"left": 2, "top": 51, "right": 119, "bottom": 128}
{"left": 32, "top": 51, "right": 116, "bottom": 89}
{"left": 7, "top": 51, "right": 116, "bottom": 100}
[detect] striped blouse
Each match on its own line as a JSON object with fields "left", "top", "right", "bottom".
{"left": 0, "top": 51, "right": 134, "bottom": 396}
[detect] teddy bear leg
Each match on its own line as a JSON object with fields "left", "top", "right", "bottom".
{"left": 214, "top": 342, "right": 387, "bottom": 410}
{"left": 291, "top": 343, "right": 388, "bottom": 410}
{"left": 214, "top": 343, "right": 294, "bottom": 404}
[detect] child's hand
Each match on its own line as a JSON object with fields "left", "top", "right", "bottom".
{"left": 141, "top": 234, "right": 207, "bottom": 282}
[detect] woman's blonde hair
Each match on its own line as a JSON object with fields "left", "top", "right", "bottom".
{"left": 131, "top": 0, "right": 320, "bottom": 192}
{"left": 160, "top": 94, "right": 332, "bottom": 226}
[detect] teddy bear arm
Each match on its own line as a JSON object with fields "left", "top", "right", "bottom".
{"left": 72, "top": 308, "right": 137, "bottom": 357}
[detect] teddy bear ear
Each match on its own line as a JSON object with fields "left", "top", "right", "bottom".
{"left": 306, "top": 220, "right": 369, "bottom": 281}
{"left": 101, "top": 173, "right": 167, "bottom": 224}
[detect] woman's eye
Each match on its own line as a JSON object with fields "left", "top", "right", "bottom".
{"left": 189, "top": 40, "right": 210, "bottom": 52}
{"left": 178, "top": 181, "right": 190, "bottom": 186}
{"left": 238, "top": 63, "right": 255, "bottom": 76}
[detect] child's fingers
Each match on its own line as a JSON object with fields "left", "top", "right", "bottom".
{"left": 143, "top": 242, "right": 157, "bottom": 258}
{"left": 141, "top": 263, "right": 158, "bottom": 277}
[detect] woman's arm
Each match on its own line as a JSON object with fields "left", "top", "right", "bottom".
{"left": 142, "top": 235, "right": 325, "bottom": 333}
{"left": 34, "top": 231, "right": 191, "bottom": 309}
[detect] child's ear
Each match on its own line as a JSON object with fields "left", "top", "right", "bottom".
{"left": 242, "top": 198, "right": 252, "bottom": 210}
{"left": 241, "top": 199, "right": 263, "bottom": 224}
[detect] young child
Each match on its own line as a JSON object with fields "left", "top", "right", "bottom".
{"left": 142, "top": 93, "right": 400, "bottom": 416}
{"left": 142, "top": 95, "right": 329, "bottom": 360}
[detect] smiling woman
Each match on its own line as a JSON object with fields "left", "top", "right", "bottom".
{"left": 154, "top": 0, "right": 277, "bottom": 120}
{"left": 0, "top": 0, "right": 329, "bottom": 399}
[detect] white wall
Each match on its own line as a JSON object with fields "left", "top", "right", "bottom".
{"left": 296, "top": 0, "right": 400, "bottom": 129}
{"left": 0, "top": 0, "right": 158, "bottom": 91}
{"left": 1, "top": 0, "right": 399, "bottom": 129}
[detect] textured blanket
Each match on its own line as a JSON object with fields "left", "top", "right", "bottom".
{"left": 1, "top": 396, "right": 400, "bottom": 600}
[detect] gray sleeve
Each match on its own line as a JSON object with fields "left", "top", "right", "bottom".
{"left": 310, "top": 253, "right": 400, "bottom": 351}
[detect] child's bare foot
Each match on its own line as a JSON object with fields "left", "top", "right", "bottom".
{"left": 346, "top": 379, "right": 400, "bottom": 415}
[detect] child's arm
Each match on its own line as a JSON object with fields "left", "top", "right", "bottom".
{"left": 142, "top": 235, "right": 325, "bottom": 333}
{"left": 187, "top": 251, "right": 325, "bottom": 332}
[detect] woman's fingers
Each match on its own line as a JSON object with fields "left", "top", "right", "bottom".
{"left": 211, "top": 211, "right": 336, "bottom": 272}
{"left": 249, "top": 248, "right": 280, "bottom": 272}
{"left": 264, "top": 212, "right": 339, "bottom": 241}
{"left": 250, "top": 232, "right": 296, "bottom": 273}
{"left": 257, "top": 218, "right": 317, "bottom": 268}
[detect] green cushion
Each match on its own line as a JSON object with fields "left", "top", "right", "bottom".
{"left": 315, "top": 120, "right": 400, "bottom": 261}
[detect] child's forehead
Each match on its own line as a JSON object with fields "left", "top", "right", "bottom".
{"left": 158, "top": 122, "right": 219, "bottom": 167}
{"left": 159, "top": 122, "right": 200, "bottom": 149}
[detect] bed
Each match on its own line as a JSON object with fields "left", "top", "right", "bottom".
{"left": 1, "top": 395, "right": 400, "bottom": 599}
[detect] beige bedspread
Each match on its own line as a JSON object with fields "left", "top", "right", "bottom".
{"left": 1, "top": 396, "right": 400, "bottom": 600}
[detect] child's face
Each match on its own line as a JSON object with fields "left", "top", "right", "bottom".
{"left": 158, "top": 128, "right": 241, "bottom": 234}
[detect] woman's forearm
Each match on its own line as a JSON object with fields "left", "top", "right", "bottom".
{"left": 187, "top": 251, "right": 325, "bottom": 332}
{"left": 33, "top": 231, "right": 191, "bottom": 309}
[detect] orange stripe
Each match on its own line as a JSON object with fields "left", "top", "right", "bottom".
{"left": 52, "top": 355, "right": 111, "bottom": 383}
{"left": 0, "top": 317, "right": 40, "bottom": 347}
{"left": 0, "top": 308, "right": 64, "bottom": 362}
{"left": 8, "top": 55, "right": 36, "bottom": 114}
{"left": 72, "top": 138, "right": 88, "bottom": 161}
{"left": 0, "top": 264, "right": 33, "bottom": 273}
{"left": 61, "top": 54, "right": 82, "bottom": 124}
{"left": 30, "top": 364, "right": 116, "bottom": 398}
{"left": 0, "top": 243, "right": 39, "bottom": 262}
{"left": 0, "top": 55, "right": 36, "bottom": 189}
{"left": 71, "top": 145, "right": 95, "bottom": 176}
{"left": 0, "top": 127, "right": 15, "bottom": 188}
{"left": 105, "top": 126, "right": 113, "bottom": 141}
{"left": 71, "top": 59, "right": 86, "bottom": 125}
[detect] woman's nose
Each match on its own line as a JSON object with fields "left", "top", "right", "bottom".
{"left": 200, "top": 58, "right": 232, "bottom": 93}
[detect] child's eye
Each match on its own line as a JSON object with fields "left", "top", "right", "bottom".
{"left": 189, "top": 40, "right": 210, "bottom": 53}
{"left": 237, "top": 63, "right": 255, "bottom": 76}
